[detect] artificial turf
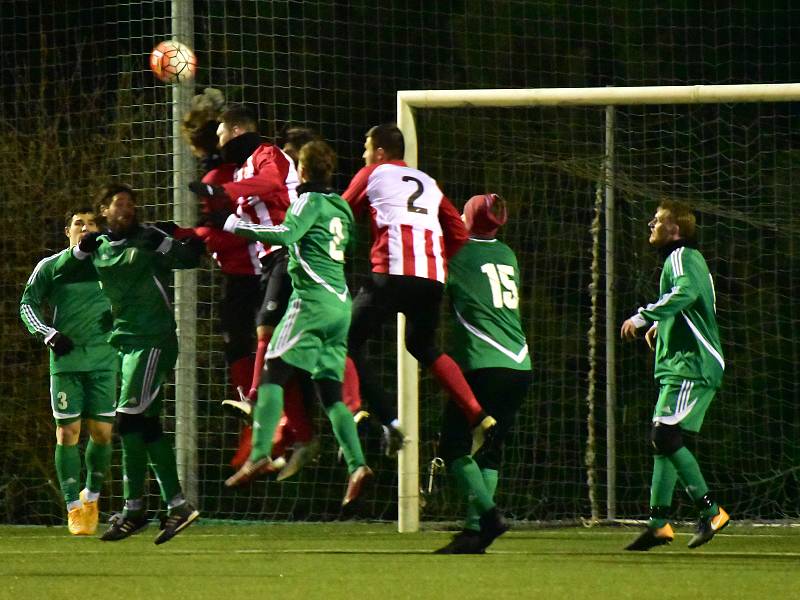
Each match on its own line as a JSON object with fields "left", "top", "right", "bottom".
{"left": 1, "top": 522, "right": 798, "bottom": 599}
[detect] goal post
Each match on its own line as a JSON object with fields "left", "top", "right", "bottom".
{"left": 396, "top": 83, "right": 800, "bottom": 532}
{"left": 171, "top": 0, "right": 199, "bottom": 506}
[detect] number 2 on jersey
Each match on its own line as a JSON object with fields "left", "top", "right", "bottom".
{"left": 481, "top": 263, "right": 519, "bottom": 309}
{"left": 403, "top": 176, "right": 428, "bottom": 214}
{"left": 329, "top": 217, "right": 345, "bottom": 261}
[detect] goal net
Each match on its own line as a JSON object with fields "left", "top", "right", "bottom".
{"left": 399, "top": 87, "right": 800, "bottom": 525}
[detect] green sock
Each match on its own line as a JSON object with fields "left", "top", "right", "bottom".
{"left": 451, "top": 456, "right": 495, "bottom": 531}
{"left": 146, "top": 434, "right": 182, "bottom": 504}
{"left": 648, "top": 455, "right": 677, "bottom": 528}
{"left": 465, "top": 467, "right": 499, "bottom": 531}
{"left": 84, "top": 439, "right": 111, "bottom": 494}
{"left": 668, "top": 446, "right": 709, "bottom": 500}
{"left": 251, "top": 383, "right": 284, "bottom": 461}
{"left": 54, "top": 444, "right": 81, "bottom": 505}
{"left": 121, "top": 431, "right": 148, "bottom": 501}
{"left": 325, "top": 401, "right": 365, "bottom": 473}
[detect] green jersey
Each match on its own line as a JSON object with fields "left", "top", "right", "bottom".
{"left": 20, "top": 248, "right": 117, "bottom": 374}
{"left": 446, "top": 238, "right": 531, "bottom": 372}
{"left": 632, "top": 243, "right": 724, "bottom": 388}
{"left": 53, "top": 226, "right": 203, "bottom": 348}
{"left": 229, "top": 189, "right": 353, "bottom": 306}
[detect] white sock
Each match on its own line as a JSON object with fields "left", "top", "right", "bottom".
{"left": 82, "top": 488, "right": 100, "bottom": 503}
{"left": 66, "top": 500, "right": 82, "bottom": 512}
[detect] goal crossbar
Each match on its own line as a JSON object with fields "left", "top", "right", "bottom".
{"left": 398, "top": 83, "right": 800, "bottom": 109}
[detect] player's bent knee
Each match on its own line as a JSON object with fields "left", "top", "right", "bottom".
{"left": 56, "top": 422, "right": 81, "bottom": 445}
{"left": 87, "top": 420, "right": 113, "bottom": 444}
{"left": 262, "top": 358, "right": 294, "bottom": 387}
{"left": 650, "top": 423, "right": 684, "bottom": 455}
{"left": 314, "top": 378, "right": 343, "bottom": 409}
{"left": 406, "top": 339, "right": 439, "bottom": 367}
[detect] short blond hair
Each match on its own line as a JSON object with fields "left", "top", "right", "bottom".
{"left": 659, "top": 200, "right": 696, "bottom": 240}
{"left": 299, "top": 140, "right": 337, "bottom": 184}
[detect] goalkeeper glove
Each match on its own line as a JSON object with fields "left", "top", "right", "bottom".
{"left": 77, "top": 231, "right": 102, "bottom": 254}
{"left": 44, "top": 331, "right": 74, "bottom": 356}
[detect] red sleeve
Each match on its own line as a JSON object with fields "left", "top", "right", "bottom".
{"left": 438, "top": 196, "right": 469, "bottom": 259}
{"left": 202, "top": 163, "right": 236, "bottom": 186}
{"left": 341, "top": 165, "right": 373, "bottom": 216}
{"left": 193, "top": 226, "right": 250, "bottom": 254}
{"left": 171, "top": 225, "right": 198, "bottom": 241}
{"left": 221, "top": 146, "right": 288, "bottom": 201}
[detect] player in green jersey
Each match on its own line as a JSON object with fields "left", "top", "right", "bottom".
{"left": 434, "top": 193, "right": 532, "bottom": 554}
{"left": 621, "top": 200, "right": 729, "bottom": 551}
{"left": 217, "top": 140, "right": 373, "bottom": 506}
{"left": 20, "top": 207, "right": 117, "bottom": 536}
{"left": 53, "top": 184, "right": 205, "bottom": 544}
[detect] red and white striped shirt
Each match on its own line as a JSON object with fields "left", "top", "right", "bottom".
{"left": 342, "top": 160, "right": 468, "bottom": 282}
{"left": 221, "top": 143, "right": 299, "bottom": 258}
{"left": 172, "top": 163, "right": 263, "bottom": 275}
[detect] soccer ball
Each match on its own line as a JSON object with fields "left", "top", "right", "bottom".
{"left": 149, "top": 40, "right": 197, "bottom": 84}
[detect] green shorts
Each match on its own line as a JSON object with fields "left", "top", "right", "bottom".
{"left": 266, "top": 295, "right": 351, "bottom": 381}
{"left": 50, "top": 371, "right": 117, "bottom": 425}
{"left": 652, "top": 380, "right": 717, "bottom": 433}
{"left": 117, "top": 343, "right": 178, "bottom": 416}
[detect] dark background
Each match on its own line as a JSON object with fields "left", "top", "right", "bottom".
{"left": 1, "top": 1, "right": 798, "bottom": 524}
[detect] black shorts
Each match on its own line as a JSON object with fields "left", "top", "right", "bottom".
{"left": 220, "top": 273, "right": 261, "bottom": 362}
{"left": 256, "top": 248, "right": 292, "bottom": 328}
{"left": 348, "top": 273, "right": 444, "bottom": 366}
{"left": 439, "top": 367, "right": 531, "bottom": 470}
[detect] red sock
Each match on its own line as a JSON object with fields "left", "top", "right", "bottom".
{"left": 229, "top": 355, "right": 254, "bottom": 398}
{"left": 248, "top": 338, "right": 269, "bottom": 400}
{"left": 271, "top": 415, "right": 292, "bottom": 458}
{"left": 342, "top": 356, "right": 362, "bottom": 413}
{"left": 230, "top": 425, "right": 252, "bottom": 469}
{"left": 283, "top": 379, "right": 313, "bottom": 443}
{"left": 429, "top": 354, "right": 484, "bottom": 424}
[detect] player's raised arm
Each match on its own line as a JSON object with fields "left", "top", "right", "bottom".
{"left": 223, "top": 196, "right": 318, "bottom": 247}
{"left": 147, "top": 226, "right": 206, "bottom": 270}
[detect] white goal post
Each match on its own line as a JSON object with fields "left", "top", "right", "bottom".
{"left": 394, "top": 83, "right": 800, "bottom": 533}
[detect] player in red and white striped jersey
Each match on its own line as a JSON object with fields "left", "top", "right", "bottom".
{"left": 342, "top": 123, "right": 496, "bottom": 455}
{"left": 191, "top": 105, "right": 300, "bottom": 403}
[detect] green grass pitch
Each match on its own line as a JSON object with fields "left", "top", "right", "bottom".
{"left": 1, "top": 522, "right": 798, "bottom": 599}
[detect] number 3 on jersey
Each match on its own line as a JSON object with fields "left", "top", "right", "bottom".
{"left": 481, "top": 263, "right": 519, "bottom": 309}
{"left": 329, "top": 217, "right": 346, "bottom": 261}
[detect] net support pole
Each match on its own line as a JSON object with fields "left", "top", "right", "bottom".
{"left": 396, "top": 97, "right": 420, "bottom": 533}
{"left": 604, "top": 105, "right": 617, "bottom": 521}
{"left": 171, "top": 0, "right": 198, "bottom": 504}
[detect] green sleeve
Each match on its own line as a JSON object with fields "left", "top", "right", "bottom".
{"left": 638, "top": 256, "right": 700, "bottom": 323}
{"left": 52, "top": 247, "right": 98, "bottom": 280}
{"left": 231, "top": 196, "right": 318, "bottom": 246}
{"left": 19, "top": 256, "right": 56, "bottom": 339}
